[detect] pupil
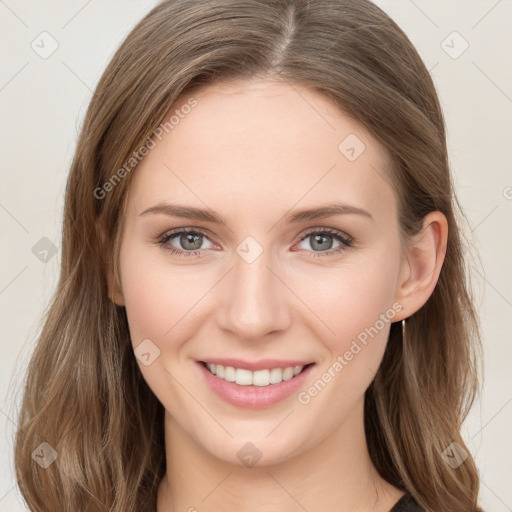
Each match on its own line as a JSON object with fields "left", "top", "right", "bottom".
{"left": 182, "top": 233, "right": 202, "bottom": 250}
{"left": 312, "top": 234, "right": 332, "bottom": 251}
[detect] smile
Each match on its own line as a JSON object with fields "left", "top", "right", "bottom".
{"left": 203, "top": 362, "right": 312, "bottom": 386}
{"left": 196, "top": 361, "right": 316, "bottom": 408}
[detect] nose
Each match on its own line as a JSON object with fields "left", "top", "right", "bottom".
{"left": 215, "top": 243, "right": 292, "bottom": 342}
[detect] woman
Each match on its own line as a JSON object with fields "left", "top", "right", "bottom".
{"left": 15, "top": 1, "right": 483, "bottom": 511}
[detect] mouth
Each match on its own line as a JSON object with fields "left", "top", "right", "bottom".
{"left": 198, "top": 361, "right": 315, "bottom": 387}
{"left": 196, "top": 359, "right": 316, "bottom": 408}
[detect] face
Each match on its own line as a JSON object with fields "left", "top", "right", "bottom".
{"left": 112, "top": 78, "right": 407, "bottom": 467}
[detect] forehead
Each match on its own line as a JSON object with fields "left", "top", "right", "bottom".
{"left": 126, "top": 79, "right": 396, "bottom": 224}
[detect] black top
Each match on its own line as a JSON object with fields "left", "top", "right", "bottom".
{"left": 390, "top": 494, "right": 423, "bottom": 511}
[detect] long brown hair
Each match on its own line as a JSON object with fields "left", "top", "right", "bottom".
{"left": 14, "top": 1, "right": 483, "bottom": 510}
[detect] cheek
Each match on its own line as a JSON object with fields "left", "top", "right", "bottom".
{"left": 119, "top": 241, "right": 209, "bottom": 345}
{"left": 298, "top": 255, "right": 398, "bottom": 347}
{"left": 297, "top": 251, "right": 400, "bottom": 393}
{"left": 121, "top": 269, "right": 170, "bottom": 345}
{"left": 290, "top": 257, "right": 401, "bottom": 444}
{"left": 118, "top": 244, "right": 206, "bottom": 414}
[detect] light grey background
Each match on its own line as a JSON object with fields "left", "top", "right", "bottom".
{"left": 1, "top": 1, "right": 511, "bottom": 510}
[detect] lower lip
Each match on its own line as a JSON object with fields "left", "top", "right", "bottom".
{"left": 196, "top": 361, "right": 315, "bottom": 409}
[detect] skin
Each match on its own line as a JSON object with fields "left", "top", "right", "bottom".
{"left": 107, "top": 78, "right": 448, "bottom": 512}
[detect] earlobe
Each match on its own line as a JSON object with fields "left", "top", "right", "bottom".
{"left": 394, "top": 211, "right": 448, "bottom": 320}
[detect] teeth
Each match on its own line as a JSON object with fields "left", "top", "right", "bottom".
{"left": 235, "top": 368, "right": 253, "bottom": 385}
{"left": 205, "top": 363, "right": 306, "bottom": 386}
{"left": 270, "top": 367, "right": 283, "bottom": 384}
{"left": 282, "top": 367, "right": 294, "bottom": 380}
{"left": 224, "top": 366, "right": 235, "bottom": 382}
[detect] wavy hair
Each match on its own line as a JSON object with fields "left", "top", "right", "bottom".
{"left": 14, "top": 0, "right": 483, "bottom": 510}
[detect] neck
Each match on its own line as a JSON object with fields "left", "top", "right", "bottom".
{"left": 157, "top": 398, "right": 404, "bottom": 512}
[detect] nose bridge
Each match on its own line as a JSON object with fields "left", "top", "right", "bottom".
{"left": 217, "top": 236, "right": 290, "bottom": 340}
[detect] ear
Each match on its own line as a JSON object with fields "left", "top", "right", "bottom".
{"left": 98, "top": 219, "right": 125, "bottom": 306}
{"left": 393, "top": 211, "right": 448, "bottom": 320}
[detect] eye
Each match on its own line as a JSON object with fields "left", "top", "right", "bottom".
{"left": 155, "top": 227, "right": 353, "bottom": 258}
{"left": 294, "top": 228, "right": 353, "bottom": 258}
{"left": 156, "top": 228, "right": 217, "bottom": 258}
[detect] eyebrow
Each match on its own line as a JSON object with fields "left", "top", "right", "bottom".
{"left": 139, "top": 201, "right": 373, "bottom": 225}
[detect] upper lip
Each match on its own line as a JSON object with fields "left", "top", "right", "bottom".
{"left": 198, "top": 358, "right": 314, "bottom": 371}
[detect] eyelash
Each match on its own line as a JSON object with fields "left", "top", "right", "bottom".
{"left": 155, "top": 227, "right": 353, "bottom": 259}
